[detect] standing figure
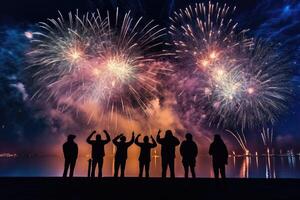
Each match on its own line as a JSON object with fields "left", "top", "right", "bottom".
{"left": 135, "top": 134, "right": 157, "bottom": 178}
{"left": 87, "top": 130, "right": 111, "bottom": 178}
{"left": 63, "top": 134, "right": 78, "bottom": 177}
{"left": 156, "top": 129, "right": 180, "bottom": 178}
{"left": 180, "top": 133, "right": 198, "bottom": 178}
{"left": 209, "top": 134, "right": 228, "bottom": 179}
{"left": 112, "top": 132, "right": 135, "bottom": 177}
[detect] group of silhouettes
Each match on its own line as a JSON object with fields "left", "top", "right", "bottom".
{"left": 63, "top": 130, "right": 228, "bottom": 179}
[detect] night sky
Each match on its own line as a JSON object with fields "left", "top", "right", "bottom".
{"left": 0, "top": 0, "right": 300, "bottom": 154}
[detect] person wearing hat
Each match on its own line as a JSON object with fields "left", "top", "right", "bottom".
{"left": 63, "top": 134, "right": 78, "bottom": 177}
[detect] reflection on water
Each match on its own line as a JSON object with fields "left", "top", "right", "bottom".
{"left": 1, "top": 153, "right": 300, "bottom": 178}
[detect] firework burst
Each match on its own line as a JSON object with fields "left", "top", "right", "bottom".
{"left": 168, "top": 2, "right": 292, "bottom": 131}
{"left": 28, "top": 9, "right": 167, "bottom": 123}
{"left": 167, "top": 1, "right": 252, "bottom": 69}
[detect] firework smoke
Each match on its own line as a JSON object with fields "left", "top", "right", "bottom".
{"left": 28, "top": 9, "right": 168, "bottom": 124}
{"left": 168, "top": 2, "right": 292, "bottom": 131}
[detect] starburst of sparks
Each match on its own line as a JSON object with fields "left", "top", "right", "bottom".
{"left": 168, "top": 2, "right": 292, "bottom": 131}
{"left": 27, "top": 9, "right": 167, "bottom": 123}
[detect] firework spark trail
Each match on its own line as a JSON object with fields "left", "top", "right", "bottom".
{"left": 168, "top": 2, "right": 292, "bottom": 131}
{"left": 261, "top": 127, "right": 274, "bottom": 148}
{"left": 226, "top": 129, "right": 249, "bottom": 155}
{"left": 28, "top": 9, "right": 168, "bottom": 124}
{"left": 234, "top": 41, "right": 292, "bottom": 130}
{"left": 167, "top": 1, "right": 252, "bottom": 64}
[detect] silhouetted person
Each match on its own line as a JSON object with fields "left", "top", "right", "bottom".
{"left": 209, "top": 134, "right": 228, "bottom": 179}
{"left": 87, "top": 130, "right": 111, "bottom": 178}
{"left": 180, "top": 133, "right": 198, "bottom": 178}
{"left": 156, "top": 129, "right": 180, "bottom": 178}
{"left": 112, "top": 132, "right": 135, "bottom": 177}
{"left": 135, "top": 134, "right": 157, "bottom": 178}
{"left": 63, "top": 134, "right": 78, "bottom": 177}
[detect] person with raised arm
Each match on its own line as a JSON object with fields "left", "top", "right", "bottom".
{"left": 86, "top": 130, "right": 111, "bottom": 178}
{"left": 112, "top": 132, "right": 135, "bottom": 177}
{"left": 135, "top": 134, "right": 157, "bottom": 178}
{"left": 156, "top": 129, "right": 180, "bottom": 178}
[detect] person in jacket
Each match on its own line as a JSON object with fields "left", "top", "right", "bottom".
{"left": 135, "top": 134, "right": 157, "bottom": 178}
{"left": 209, "top": 134, "right": 228, "bottom": 179}
{"left": 87, "top": 130, "right": 111, "bottom": 178}
{"left": 180, "top": 133, "right": 198, "bottom": 178}
{"left": 112, "top": 132, "right": 135, "bottom": 177}
{"left": 63, "top": 134, "right": 78, "bottom": 177}
{"left": 156, "top": 129, "right": 180, "bottom": 178}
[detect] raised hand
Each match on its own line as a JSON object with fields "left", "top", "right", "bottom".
{"left": 92, "top": 130, "right": 96, "bottom": 134}
{"left": 103, "top": 130, "right": 108, "bottom": 134}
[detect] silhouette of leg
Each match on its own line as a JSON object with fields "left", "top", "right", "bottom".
{"left": 191, "top": 165, "right": 196, "bottom": 178}
{"left": 120, "top": 160, "right": 126, "bottom": 177}
{"left": 169, "top": 159, "right": 175, "bottom": 178}
{"left": 69, "top": 159, "right": 76, "bottom": 177}
{"left": 145, "top": 162, "right": 150, "bottom": 178}
{"left": 63, "top": 159, "right": 70, "bottom": 177}
{"left": 183, "top": 163, "right": 188, "bottom": 178}
{"left": 98, "top": 158, "right": 103, "bottom": 178}
{"left": 139, "top": 161, "right": 144, "bottom": 177}
{"left": 114, "top": 159, "right": 120, "bottom": 177}
{"left": 161, "top": 159, "right": 167, "bottom": 178}
{"left": 91, "top": 159, "right": 97, "bottom": 178}
{"left": 213, "top": 164, "right": 219, "bottom": 179}
{"left": 220, "top": 165, "right": 226, "bottom": 179}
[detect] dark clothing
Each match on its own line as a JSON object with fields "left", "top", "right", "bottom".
{"left": 183, "top": 164, "right": 196, "bottom": 178}
{"left": 139, "top": 161, "right": 150, "bottom": 178}
{"left": 135, "top": 142, "right": 157, "bottom": 162}
{"left": 112, "top": 135, "right": 134, "bottom": 177}
{"left": 63, "top": 158, "right": 76, "bottom": 177}
{"left": 86, "top": 132, "right": 110, "bottom": 178}
{"left": 114, "top": 143, "right": 131, "bottom": 160}
{"left": 209, "top": 139, "right": 228, "bottom": 179}
{"left": 63, "top": 141, "right": 78, "bottom": 160}
{"left": 87, "top": 140, "right": 110, "bottom": 159}
{"left": 180, "top": 140, "right": 198, "bottom": 178}
{"left": 213, "top": 165, "right": 225, "bottom": 179}
{"left": 113, "top": 140, "right": 134, "bottom": 161}
{"left": 209, "top": 140, "right": 228, "bottom": 165}
{"left": 156, "top": 135, "right": 180, "bottom": 159}
{"left": 135, "top": 137, "right": 157, "bottom": 177}
{"left": 63, "top": 141, "right": 78, "bottom": 177}
{"left": 157, "top": 134, "right": 180, "bottom": 178}
{"left": 180, "top": 140, "right": 198, "bottom": 165}
{"left": 91, "top": 158, "right": 103, "bottom": 178}
{"left": 114, "top": 159, "right": 126, "bottom": 177}
{"left": 162, "top": 158, "right": 175, "bottom": 178}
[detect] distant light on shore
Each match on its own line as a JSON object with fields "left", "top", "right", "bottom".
{"left": 0, "top": 153, "right": 17, "bottom": 158}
